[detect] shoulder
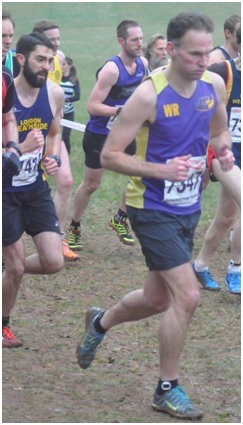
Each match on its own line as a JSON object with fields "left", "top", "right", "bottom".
{"left": 96, "top": 59, "right": 119, "bottom": 83}
{"left": 56, "top": 50, "right": 65, "bottom": 67}
{"left": 47, "top": 79, "right": 64, "bottom": 103}
{"left": 208, "top": 48, "right": 225, "bottom": 66}
{"left": 140, "top": 55, "right": 149, "bottom": 69}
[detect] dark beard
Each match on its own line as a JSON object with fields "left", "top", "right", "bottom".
{"left": 23, "top": 61, "right": 48, "bottom": 88}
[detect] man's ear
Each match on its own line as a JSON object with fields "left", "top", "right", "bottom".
{"left": 166, "top": 41, "right": 176, "bottom": 57}
{"left": 16, "top": 53, "right": 25, "bottom": 66}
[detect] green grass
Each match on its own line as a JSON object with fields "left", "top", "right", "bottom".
{"left": 4, "top": 1, "right": 241, "bottom": 125}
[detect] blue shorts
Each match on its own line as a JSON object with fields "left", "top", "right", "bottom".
{"left": 127, "top": 207, "right": 200, "bottom": 271}
{"left": 2, "top": 181, "right": 60, "bottom": 247}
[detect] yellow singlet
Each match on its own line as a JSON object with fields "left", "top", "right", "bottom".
{"left": 48, "top": 55, "right": 62, "bottom": 85}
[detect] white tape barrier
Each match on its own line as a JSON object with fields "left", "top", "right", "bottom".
{"left": 61, "top": 118, "right": 86, "bottom": 133}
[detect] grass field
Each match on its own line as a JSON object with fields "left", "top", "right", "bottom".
{"left": 2, "top": 2, "right": 241, "bottom": 423}
{"left": 3, "top": 1, "right": 241, "bottom": 124}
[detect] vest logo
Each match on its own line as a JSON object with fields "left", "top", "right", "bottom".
{"left": 163, "top": 103, "right": 180, "bottom": 117}
{"left": 195, "top": 95, "right": 215, "bottom": 111}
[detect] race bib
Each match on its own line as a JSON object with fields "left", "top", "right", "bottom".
{"left": 12, "top": 146, "right": 44, "bottom": 187}
{"left": 106, "top": 105, "right": 123, "bottom": 130}
{"left": 164, "top": 155, "right": 206, "bottom": 207}
{"left": 229, "top": 107, "right": 241, "bottom": 144}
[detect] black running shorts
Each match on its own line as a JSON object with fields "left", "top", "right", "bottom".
{"left": 82, "top": 128, "right": 136, "bottom": 169}
{"left": 127, "top": 207, "right": 200, "bottom": 271}
{"left": 2, "top": 181, "right": 60, "bottom": 247}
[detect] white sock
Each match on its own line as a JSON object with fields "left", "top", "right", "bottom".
{"left": 194, "top": 260, "right": 208, "bottom": 273}
{"left": 228, "top": 260, "right": 241, "bottom": 274}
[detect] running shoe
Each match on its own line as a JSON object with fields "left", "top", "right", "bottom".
{"left": 192, "top": 263, "right": 221, "bottom": 291}
{"left": 225, "top": 272, "right": 241, "bottom": 294}
{"left": 2, "top": 326, "right": 22, "bottom": 348}
{"left": 109, "top": 217, "right": 135, "bottom": 245}
{"left": 152, "top": 386, "right": 203, "bottom": 419}
{"left": 76, "top": 307, "right": 106, "bottom": 369}
{"left": 62, "top": 239, "right": 80, "bottom": 261}
{"left": 68, "top": 225, "right": 82, "bottom": 251}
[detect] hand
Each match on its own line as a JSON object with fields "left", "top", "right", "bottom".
{"left": 22, "top": 129, "right": 44, "bottom": 154}
{"left": 165, "top": 155, "right": 192, "bottom": 182}
{"left": 42, "top": 156, "right": 59, "bottom": 176}
{"left": 217, "top": 146, "right": 235, "bottom": 172}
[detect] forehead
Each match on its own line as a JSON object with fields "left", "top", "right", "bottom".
{"left": 2, "top": 19, "right": 14, "bottom": 34}
{"left": 43, "top": 27, "right": 60, "bottom": 39}
{"left": 126, "top": 26, "right": 143, "bottom": 39}
{"left": 154, "top": 38, "right": 167, "bottom": 49}
{"left": 29, "top": 44, "right": 54, "bottom": 58}
{"left": 179, "top": 29, "right": 213, "bottom": 50}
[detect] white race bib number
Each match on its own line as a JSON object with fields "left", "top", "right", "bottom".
{"left": 12, "top": 147, "right": 44, "bottom": 187}
{"left": 229, "top": 107, "right": 241, "bottom": 144}
{"left": 106, "top": 105, "right": 123, "bottom": 130}
{"left": 164, "top": 156, "right": 206, "bottom": 207}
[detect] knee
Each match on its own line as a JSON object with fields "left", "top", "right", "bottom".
{"left": 41, "top": 252, "right": 64, "bottom": 274}
{"left": 56, "top": 169, "right": 73, "bottom": 191}
{"left": 184, "top": 288, "right": 201, "bottom": 315}
{"left": 143, "top": 292, "right": 169, "bottom": 313}
{"left": 84, "top": 179, "right": 101, "bottom": 195}
{"left": 217, "top": 211, "right": 238, "bottom": 230}
{"left": 4, "top": 257, "right": 25, "bottom": 281}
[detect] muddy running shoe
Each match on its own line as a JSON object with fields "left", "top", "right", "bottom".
{"left": 68, "top": 225, "right": 82, "bottom": 251}
{"left": 62, "top": 239, "right": 80, "bottom": 262}
{"left": 152, "top": 386, "right": 203, "bottom": 419}
{"left": 109, "top": 217, "right": 135, "bottom": 245}
{"left": 76, "top": 307, "right": 106, "bottom": 369}
{"left": 192, "top": 263, "right": 221, "bottom": 291}
{"left": 225, "top": 272, "right": 241, "bottom": 294}
{"left": 2, "top": 326, "right": 22, "bottom": 348}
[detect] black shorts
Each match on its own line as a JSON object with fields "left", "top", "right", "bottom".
{"left": 82, "top": 128, "right": 136, "bottom": 169}
{"left": 127, "top": 207, "right": 200, "bottom": 271}
{"left": 2, "top": 181, "right": 60, "bottom": 247}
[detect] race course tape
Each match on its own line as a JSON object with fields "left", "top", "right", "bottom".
{"left": 61, "top": 118, "right": 86, "bottom": 132}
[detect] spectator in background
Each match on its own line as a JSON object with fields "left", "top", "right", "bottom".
{"left": 60, "top": 56, "right": 80, "bottom": 155}
{"left": 2, "top": 10, "right": 19, "bottom": 76}
{"left": 143, "top": 33, "right": 168, "bottom": 72}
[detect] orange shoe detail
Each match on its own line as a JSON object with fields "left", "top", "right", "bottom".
{"left": 62, "top": 240, "right": 80, "bottom": 262}
{"left": 2, "top": 326, "right": 22, "bottom": 348}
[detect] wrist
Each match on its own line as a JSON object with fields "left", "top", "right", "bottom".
{"left": 6, "top": 141, "right": 22, "bottom": 157}
{"left": 49, "top": 154, "right": 62, "bottom": 167}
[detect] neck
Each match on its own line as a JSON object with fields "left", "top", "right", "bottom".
{"left": 164, "top": 66, "right": 197, "bottom": 98}
{"left": 234, "top": 56, "right": 241, "bottom": 71}
{"left": 223, "top": 43, "right": 239, "bottom": 59}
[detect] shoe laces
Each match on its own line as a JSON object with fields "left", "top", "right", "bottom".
{"left": 170, "top": 386, "right": 192, "bottom": 407}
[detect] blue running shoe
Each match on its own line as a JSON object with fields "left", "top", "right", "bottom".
{"left": 152, "top": 386, "right": 203, "bottom": 419}
{"left": 192, "top": 263, "right": 221, "bottom": 291}
{"left": 225, "top": 272, "right": 241, "bottom": 294}
{"left": 76, "top": 307, "right": 106, "bottom": 369}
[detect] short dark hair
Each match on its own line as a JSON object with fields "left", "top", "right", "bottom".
{"left": 116, "top": 20, "right": 140, "bottom": 39}
{"left": 2, "top": 10, "right": 15, "bottom": 27}
{"left": 16, "top": 32, "right": 54, "bottom": 57}
{"left": 32, "top": 19, "right": 59, "bottom": 33}
{"left": 224, "top": 14, "right": 241, "bottom": 34}
{"left": 167, "top": 12, "right": 214, "bottom": 44}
